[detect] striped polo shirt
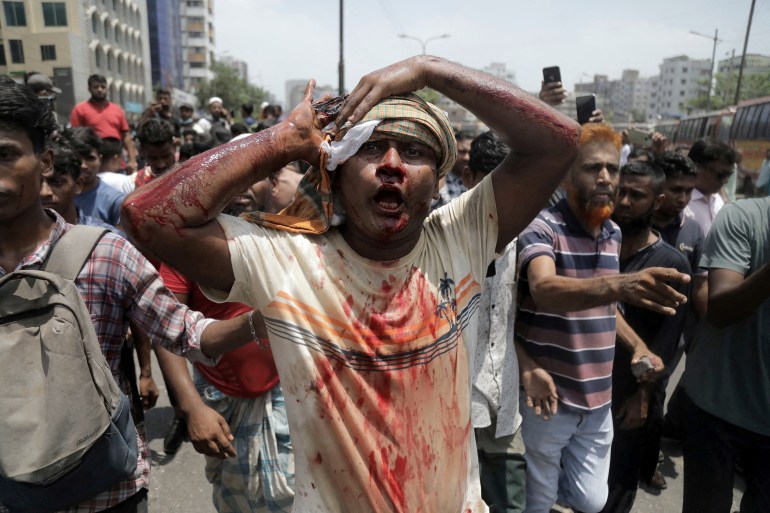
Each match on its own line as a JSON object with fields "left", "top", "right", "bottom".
{"left": 515, "top": 199, "right": 622, "bottom": 413}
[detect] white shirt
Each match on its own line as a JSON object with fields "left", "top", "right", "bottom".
{"left": 203, "top": 176, "right": 499, "bottom": 513}
{"left": 686, "top": 188, "right": 724, "bottom": 236}
{"left": 471, "top": 239, "right": 521, "bottom": 439}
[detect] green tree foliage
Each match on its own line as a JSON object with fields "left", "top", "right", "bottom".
{"left": 196, "top": 60, "right": 269, "bottom": 112}
{"left": 687, "top": 71, "right": 770, "bottom": 111}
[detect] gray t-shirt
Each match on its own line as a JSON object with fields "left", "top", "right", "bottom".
{"left": 683, "top": 197, "right": 770, "bottom": 435}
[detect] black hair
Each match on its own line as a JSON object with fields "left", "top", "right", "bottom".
{"left": 230, "top": 122, "right": 250, "bottom": 137}
{"left": 181, "top": 128, "right": 197, "bottom": 138}
{"left": 155, "top": 88, "right": 171, "bottom": 97}
{"left": 136, "top": 118, "right": 175, "bottom": 146}
{"left": 620, "top": 160, "right": 666, "bottom": 195}
{"left": 255, "top": 119, "right": 277, "bottom": 132}
{"left": 628, "top": 147, "right": 653, "bottom": 162}
{"left": 63, "top": 127, "right": 102, "bottom": 155}
{"left": 468, "top": 131, "right": 509, "bottom": 174}
{"left": 653, "top": 151, "right": 698, "bottom": 180}
{"left": 262, "top": 105, "right": 277, "bottom": 118}
{"left": 241, "top": 103, "right": 254, "bottom": 116}
{"left": 48, "top": 134, "right": 81, "bottom": 181}
{"left": 211, "top": 125, "right": 232, "bottom": 145}
{"left": 99, "top": 137, "right": 123, "bottom": 161}
{"left": 87, "top": 74, "right": 107, "bottom": 86}
{"left": 0, "top": 76, "right": 57, "bottom": 154}
{"left": 688, "top": 138, "right": 737, "bottom": 166}
{"left": 454, "top": 129, "right": 474, "bottom": 142}
{"left": 179, "top": 142, "right": 195, "bottom": 162}
{"left": 193, "top": 132, "right": 216, "bottom": 154}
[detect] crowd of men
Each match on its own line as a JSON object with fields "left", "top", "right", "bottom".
{"left": 0, "top": 59, "right": 767, "bottom": 513}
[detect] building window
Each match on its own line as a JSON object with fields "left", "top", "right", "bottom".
{"left": 42, "top": 2, "right": 67, "bottom": 26}
{"left": 9, "top": 39, "right": 24, "bottom": 63}
{"left": 91, "top": 12, "right": 98, "bottom": 33}
{"left": 682, "top": 67, "right": 688, "bottom": 73}
{"left": 41, "top": 44, "right": 57, "bottom": 61}
{"left": 104, "top": 20, "right": 111, "bottom": 39}
{"left": 0, "top": 43, "right": 6, "bottom": 65}
{"left": 681, "top": 79, "right": 687, "bottom": 85}
{"left": 190, "top": 62, "right": 204, "bottom": 68}
{"left": 3, "top": 1, "right": 26, "bottom": 26}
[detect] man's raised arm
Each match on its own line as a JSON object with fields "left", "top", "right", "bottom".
{"left": 336, "top": 55, "right": 581, "bottom": 251}
{"left": 120, "top": 83, "right": 329, "bottom": 290}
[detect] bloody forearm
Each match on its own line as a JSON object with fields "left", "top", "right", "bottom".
{"left": 121, "top": 124, "right": 297, "bottom": 241}
{"left": 422, "top": 56, "right": 579, "bottom": 158}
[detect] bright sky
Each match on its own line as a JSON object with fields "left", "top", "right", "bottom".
{"left": 216, "top": 0, "right": 770, "bottom": 106}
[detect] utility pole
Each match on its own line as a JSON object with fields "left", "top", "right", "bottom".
{"left": 734, "top": 0, "right": 757, "bottom": 105}
{"left": 338, "top": 0, "right": 344, "bottom": 96}
{"left": 690, "top": 29, "right": 721, "bottom": 110}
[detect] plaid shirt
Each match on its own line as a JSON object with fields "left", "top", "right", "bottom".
{"left": 0, "top": 211, "right": 213, "bottom": 512}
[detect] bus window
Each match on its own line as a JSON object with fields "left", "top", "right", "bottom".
{"left": 744, "top": 105, "right": 760, "bottom": 139}
{"left": 753, "top": 104, "right": 770, "bottom": 139}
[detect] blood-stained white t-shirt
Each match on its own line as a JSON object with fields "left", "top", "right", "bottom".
{"left": 204, "top": 175, "right": 498, "bottom": 513}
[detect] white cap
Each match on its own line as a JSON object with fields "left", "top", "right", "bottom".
{"left": 208, "top": 96, "right": 223, "bottom": 106}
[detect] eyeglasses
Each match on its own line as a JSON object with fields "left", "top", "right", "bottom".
{"left": 705, "top": 164, "right": 734, "bottom": 181}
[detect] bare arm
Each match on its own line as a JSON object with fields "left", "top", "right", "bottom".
{"left": 131, "top": 324, "right": 159, "bottom": 410}
{"left": 154, "top": 345, "right": 235, "bottom": 458}
{"left": 122, "top": 131, "right": 138, "bottom": 172}
{"left": 526, "top": 255, "right": 690, "bottom": 315}
{"left": 337, "top": 55, "right": 581, "bottom": 251}
{"left": 706, "top": 264, "right": 770, "bottom": 328}
{"left": 616, "top": 308, "right": 664, "bottom": 379}
{"left": 514, "top": 338, "right": 558, "bottom": 419}
{"left": 691, "top": 274, "right": 708, "bottom": 320}
{"left": 121, "top": 83, "right": 328, "bottom": 291}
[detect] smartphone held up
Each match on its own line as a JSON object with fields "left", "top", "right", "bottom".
{"left": 575, "top": 94, "right": 596, "bottom": 125}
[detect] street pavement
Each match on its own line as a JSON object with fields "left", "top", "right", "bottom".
{"left": 144, "top": 356, "right": 742, "bottom": 512}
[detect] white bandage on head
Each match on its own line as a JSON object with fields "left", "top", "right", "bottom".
{"left": 320, "top": 120, "right": 381, "bottom": 171}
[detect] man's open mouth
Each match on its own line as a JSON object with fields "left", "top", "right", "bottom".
{"left": 373, "top": 188, "right": 404, "bottom": 212}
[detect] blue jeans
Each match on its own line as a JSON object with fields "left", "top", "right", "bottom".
{"left": 519, "top": 391, "right": 613, "bottom": 513}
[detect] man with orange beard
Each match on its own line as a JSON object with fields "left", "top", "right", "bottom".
{"left": 513, "top": 124, "right": 690, "bottom": 513}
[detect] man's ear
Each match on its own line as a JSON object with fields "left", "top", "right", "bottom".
{"left": 653, "top": 192, "right": 665, "bottom": 210}
{"left": 39, "top": 149, "right": 54, "bottom": 174}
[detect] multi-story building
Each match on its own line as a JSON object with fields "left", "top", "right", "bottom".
{"left": 718, "top": 53, "right": 770, "bottom": 75}
{"left": 180, "top": 0, "right": 215, "bottom": 91}
{"left": 284, "top": 79, "right": 336, "bottom": 111}
{"left": 652, "top": 55, "right": 711, "bottom": 118}
{"left": 483, "top": 62, "right": 516, "bottom": 85}
{"left": 0, "top": 0, "right": 152, "bottom": 122}
{"left": 147, "top": 0, "right": 183, "bottom": 90}
{"left": 219, "top": 53, "right": 247, "bottom": 82}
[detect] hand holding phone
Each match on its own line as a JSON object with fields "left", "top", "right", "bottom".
{"left": 540, "top": 66, "right": 566, "bottom": 106}
{"left": 628, "top": 128, "right": 653, "bottom": 147}
{"left": 542, "top": 66, "right": 562, "bottom": 85}
{"left": 576, "top": 94, "right": 596, "bottom": 125}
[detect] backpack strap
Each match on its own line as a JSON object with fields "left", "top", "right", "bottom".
{"left": 41, "top": 225, "right": 109, "bottom": 280}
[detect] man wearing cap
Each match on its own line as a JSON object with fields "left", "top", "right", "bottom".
{"left": 70, "top": 74, "right": 139, "bottom": 172}
{"left": 122, "top": 56, "right": 579, "bottom": 512}
{"left": 25, "top": 72, "right": 62, "bottom": 98}
{"left": 25, "top": 73, "right": 62, "bottom": 123}
{"left": 196, "top": 96, "right": 232, "bottom": 135}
